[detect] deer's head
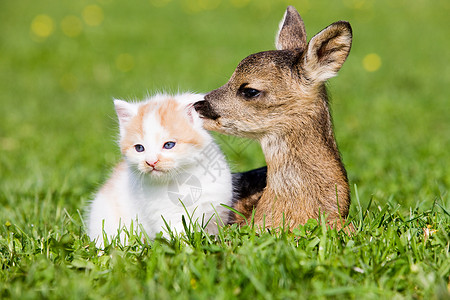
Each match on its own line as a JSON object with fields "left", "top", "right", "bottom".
{"left": 194, "top": 6, "right": 352, "bottom": 140}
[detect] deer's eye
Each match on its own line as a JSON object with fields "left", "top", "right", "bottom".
{"left": 239, "top": 86, "right": 261, "bottom": 99}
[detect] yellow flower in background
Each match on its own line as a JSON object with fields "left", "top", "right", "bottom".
{"left": 182, "top": 0, "right": 222, "bottom": 13}
{"left": 60, "top": 73, "right": 78, "bottom": 92}
{"left": 190, "top": 278, "right": 197, "bottom": 289}
{"left": 230, "top": 0, "right": 251, "bottom": 8}
{"left": 61, "top": 16, "right": 83, "bottom": 38}
{"left": 149, "top": 0, "right": 172, "bottom": 7}
{"left": 83, "top": 5, "right": 104, "bottom": 26}
{"left": 31, "top": 15, "right": 54, "bottom": 39}
{"left": 363, "top": 53, "right": 381, "bottom": 72}
{"left": 116, "top": 53, "right": 135, "bottom": 72}
{"left": 93, "top": 63, "right": 112, "bottom": 84}
{"left": 343, "top": 0, "right": 368, "bottom": 10}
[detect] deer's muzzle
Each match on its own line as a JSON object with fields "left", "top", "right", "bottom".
{"left": 193, "top": 100, "right": 220, "bottom": 120}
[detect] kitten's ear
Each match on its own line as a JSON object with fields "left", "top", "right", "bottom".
{"left": 180, "top": 93, "right": 205, "bottom": 126}
{"left": 184, "top": 103, "right": 202, "bottom": 126}
{"left": 114, "top": 99, "right": 137, "bottom": 125}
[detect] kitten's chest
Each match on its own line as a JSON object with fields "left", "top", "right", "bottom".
{"left": 131, "top": 183, "right": 190, "bottom": 230}
{"left": 133, "top": 178, "right": 204, "bottom": 214}
{"left": 133, "top": 183, "right": 167, "bottom": 206}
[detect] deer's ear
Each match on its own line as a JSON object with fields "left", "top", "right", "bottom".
{"left": 303, "top": 21, "right": 352, "bottom": 83}
{"left": 275, "top": 6, "right": 307, "bottom": 51}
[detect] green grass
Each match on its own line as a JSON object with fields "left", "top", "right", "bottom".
{"left": 1, "top": 0, "right": 449, "bottom": 298}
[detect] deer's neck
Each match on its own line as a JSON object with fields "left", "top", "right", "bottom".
{"left": 260, "top": 105, "right": 349, "bottom": 219}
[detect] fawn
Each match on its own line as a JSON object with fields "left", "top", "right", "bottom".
{"left": 194, "top": 6, "right": 352, "bottom": 230}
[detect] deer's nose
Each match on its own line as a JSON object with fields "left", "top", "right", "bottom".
{"left": 193, "top": 100, "right": 220, "bottom": 120}
{"left": 193, "top": 100, "right": 207, "bottom": 111}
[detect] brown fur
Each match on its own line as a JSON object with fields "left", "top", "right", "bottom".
{"left": 232, "top": 191, "right": 264, "bottom": 225}
{"left": 195, "top": 6, "right": 353, "bottom": 230}
{"left": 276, "top": 6, "right": 307, "bottom": 51}
{"left": 158, "top": 99, "right": 205, "bottom": 147}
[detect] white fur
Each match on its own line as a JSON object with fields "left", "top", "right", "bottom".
{"left": 275, "top": 9, "right": 288, "bottom": 50}
{"left": 87, "top": 93, "right": 232, "bottom": 247}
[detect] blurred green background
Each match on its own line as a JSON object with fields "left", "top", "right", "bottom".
{"left": 0, "top": 0, "right": 449, "bottom": 224}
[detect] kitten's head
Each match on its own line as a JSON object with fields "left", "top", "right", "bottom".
{"left": 114, "top": 93, "right": 210, "bottom": 181}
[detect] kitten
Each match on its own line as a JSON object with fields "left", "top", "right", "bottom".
{"left": 87, "top": 93, "right": 232, "bottom": 247}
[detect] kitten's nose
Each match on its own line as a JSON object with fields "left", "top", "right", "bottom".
{"left": 146, "top": 160, "right": 159, "bottom": 168}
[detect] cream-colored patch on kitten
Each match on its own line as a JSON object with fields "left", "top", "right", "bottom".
{"left": 86, "top": 93, "right": 232, "bottom": 247}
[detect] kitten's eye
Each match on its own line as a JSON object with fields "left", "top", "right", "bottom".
{"left": 163, "top": 141, "right": 176, "bottom": 149}
{"left": 238, "top": 85, "right": 261, "bottom": 99}
{"left": 134, "top": 144, "right": 145, "bottom": 152}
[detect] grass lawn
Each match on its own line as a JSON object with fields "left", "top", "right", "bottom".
{"left": 1, "top": 0, "right": 449, "bottom": 298}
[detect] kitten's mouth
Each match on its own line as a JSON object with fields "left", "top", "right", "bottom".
{"left": 149, "top": 167, "right": 163, "bottom": 173}
{"left": 145, "top": 160, "right": 165, "bottom": 173}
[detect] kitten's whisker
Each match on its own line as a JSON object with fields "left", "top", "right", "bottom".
{"left": 87, "top": 93, "right": 232, "bottom": 247}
